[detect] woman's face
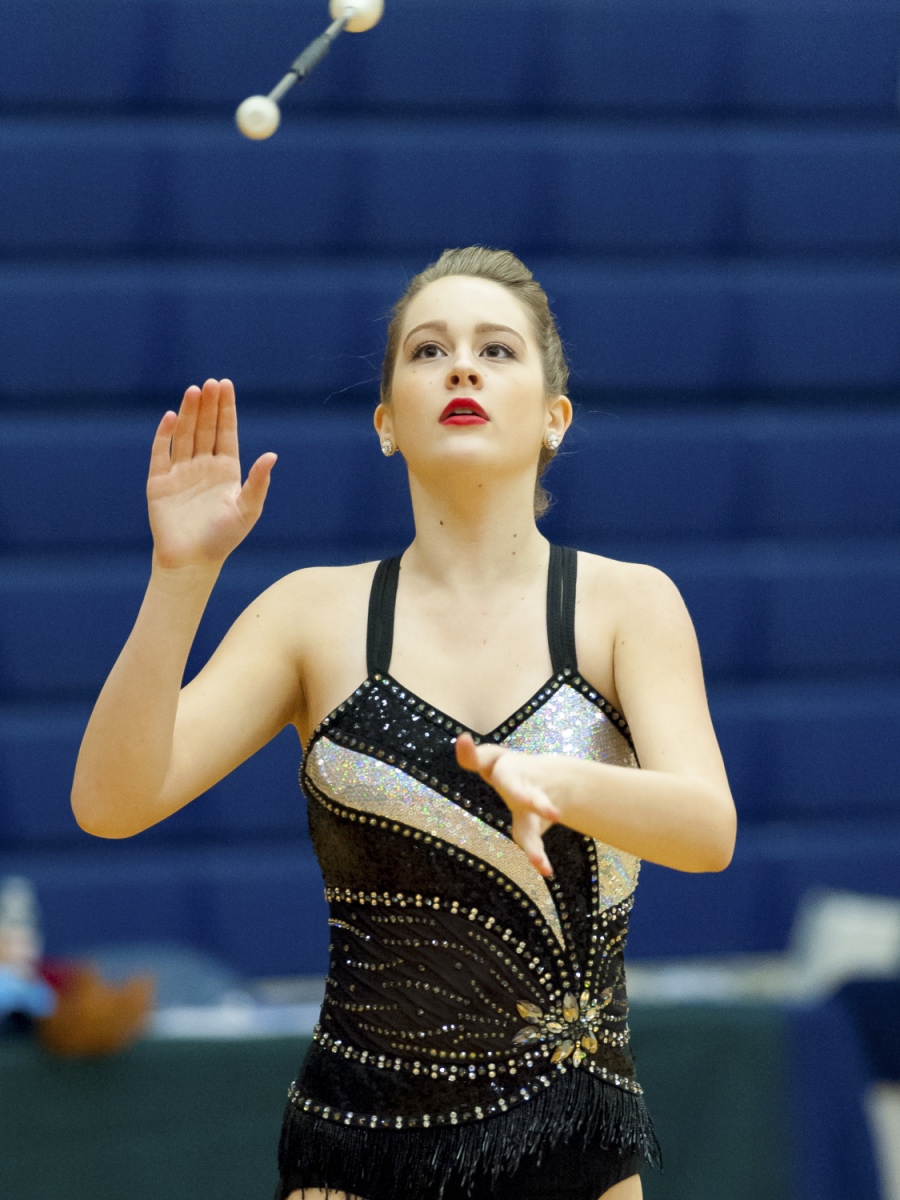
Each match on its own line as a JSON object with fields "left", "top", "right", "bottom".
{"left": 375, "top": 275, "right": 569, "bottom": 480}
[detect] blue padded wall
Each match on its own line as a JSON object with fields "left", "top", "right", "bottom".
{"left": 3, "top": 2, "right": 899, "bottom": 116}
{"left": 5, "top": 124, "right": 900, "bottom": 256}
{"left": 1, "top": 0, "right": 899, "bottom": 975}
{"left": 5, "top": 261, "right": 900, "bottom": 395}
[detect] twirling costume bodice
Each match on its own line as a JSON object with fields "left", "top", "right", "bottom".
{"left": 276, "top": 546, "right": 660, "bottom": 1200}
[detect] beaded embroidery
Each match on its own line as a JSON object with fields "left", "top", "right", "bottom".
{"left": 289, "top": 671, "right": 645, "bottom": 1132}
{"left": 276, "top": 550, "right": 663, "bottom": 1200}
{"left": 307, "top": 739, "right": 567, "bottom": 948}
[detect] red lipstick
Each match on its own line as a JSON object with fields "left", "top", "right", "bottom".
{"left": 440, "top": 398, "right": 488, "bottom": 425}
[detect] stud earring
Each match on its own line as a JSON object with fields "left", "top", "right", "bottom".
{"left": 544, "top": 431, "right": 561, "bottom": 451}
{"left": 380, "top": 439, "right": 394, "bottom": 457}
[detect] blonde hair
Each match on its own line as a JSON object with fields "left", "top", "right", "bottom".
{"left": 380, "top": 246, "right": 569, "bottom": 519}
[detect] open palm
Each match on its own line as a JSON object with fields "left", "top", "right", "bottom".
{"left": 147, "top": 378, "right": 276, "bottom": 570}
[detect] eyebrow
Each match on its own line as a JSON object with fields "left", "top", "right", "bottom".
{"left": 402, "top": 321, "right": 527, "bottom": 348}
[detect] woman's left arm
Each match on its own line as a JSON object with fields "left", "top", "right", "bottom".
{"left": 456, "top": 564, "right": 737, "bottom": 877}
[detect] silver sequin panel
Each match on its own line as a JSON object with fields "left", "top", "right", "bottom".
{"left": 505, "top": 685, "right": 641, "bottom": 911}
{"left": 306, "top": 738, "right": 566, "bottom": 948}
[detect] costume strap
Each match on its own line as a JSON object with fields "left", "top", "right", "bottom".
{"left": 547, "top": 544, "right": 579, "bottom": 675}
{"left": 366, "top": 555, "right": 401, "bottom": 676}
{"left": 367, "top": 546, "right": 578, "bottom": 678}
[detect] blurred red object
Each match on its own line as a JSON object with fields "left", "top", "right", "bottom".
{"left": 35, "top": 962, "right": 154, "bottom": 1057}
{"left": 38, "top": 958, "right": 81, "bottom": 994}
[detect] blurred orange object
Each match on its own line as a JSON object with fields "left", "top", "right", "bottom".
{"left": 36, "top": 962, "right": 154, "bottom": 1057}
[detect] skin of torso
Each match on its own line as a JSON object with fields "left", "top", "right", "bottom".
{"left": 284, "top": 548, "right": 628, "bottom": 753}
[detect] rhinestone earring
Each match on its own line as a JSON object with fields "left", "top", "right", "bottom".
{"left": 380, "top": 439, "right": 394, "bottom": 457}
{"left": 544, "top": 431, "right": 561, "bottom": 451}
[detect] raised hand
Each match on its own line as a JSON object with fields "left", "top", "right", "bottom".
{"left": 147, "top": 379, "right": 276, "bottom": 571}
{"left": 455, "top": 733, "right": 560, "bottom": 878}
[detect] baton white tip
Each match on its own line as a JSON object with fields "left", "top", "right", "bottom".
{"left": 235, "top": 94, "right": 281, "bottom": 140}
{"left": 330, "top": 0, "right": 385, "bottom": 33}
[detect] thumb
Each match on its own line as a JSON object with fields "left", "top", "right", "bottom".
{"left": 455, "top": 732, "right": 506, "bottom": 778}
{"left": 237, "top": 452, "right": 277, "bottom": 523}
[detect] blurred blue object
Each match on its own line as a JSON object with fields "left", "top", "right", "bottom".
{"left": 838, "top": 980, "right": 900, "bottom": 1083}
{"left": 0, "top": 965, "right": 55, "bottom": 1020}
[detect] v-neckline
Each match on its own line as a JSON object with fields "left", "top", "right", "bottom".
{"left": 307, "top": 667, "right": 632, "bottom": 756}
{"left": 375, "top": 668, "right": 570, "bottom": 741}
{"left": 306, "top": 544, "right": 630, "bottom": 752}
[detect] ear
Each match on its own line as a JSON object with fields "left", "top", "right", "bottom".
{"left": 373, "top": 402, "right": 393, "bottom": 442}
{"left": 546, "top": 394, "right": 573, "bottom": 444}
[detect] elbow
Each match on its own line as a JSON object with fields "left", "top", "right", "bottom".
{"left": 71, "top": 803, "right": 122, "bottom": 840}
{"left": 695, "top": 810, "right": 737, "bottom": 873}
{"left": 700, "top": 840, "right": 735, "bottom": 873}
{"left": 680, "top": 842, "right": 734, "bottom": 874}
{"left": 71, "top": 786, "right": 145, "bottom": 840}
{"left": 674, "top": 794, "right": 736, "bottom": 873}
{"left": 71, "top": 787, "right": 100, "bottom": 836}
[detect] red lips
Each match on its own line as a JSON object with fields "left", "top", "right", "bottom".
{"left": 440, "top": 398, "right": 488, "bottom": 424}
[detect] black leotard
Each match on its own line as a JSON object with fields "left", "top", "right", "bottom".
{"left": 275, "top": 546, "right": 660, "bottom": 1200}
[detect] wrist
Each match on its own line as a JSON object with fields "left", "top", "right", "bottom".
{"left": 149, "top": 556, "right": 222, "bottom": 596}
{"left": 543, "top": 754, "right": 587, "bottom": 825}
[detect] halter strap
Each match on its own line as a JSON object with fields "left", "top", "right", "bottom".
{"left": 547, "top": 543, "right": 579, "bottom": 675}
{"left": 366, "top": 555, "right": 401, "bottom": 676}
{"left": 365, "top": 545, "right": 579, "bottom": 678}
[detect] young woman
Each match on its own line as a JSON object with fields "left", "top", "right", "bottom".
{"left": 72, "top": 247, "right": 736, "bottom": 1200}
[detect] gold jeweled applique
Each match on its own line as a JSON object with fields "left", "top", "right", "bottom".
{"left": 513, "top": 985, "right": 626, "bottom": 1066}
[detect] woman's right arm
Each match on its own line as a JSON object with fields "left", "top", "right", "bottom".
{"left": 71, "top": 378, "right": 291, "bottom": 839}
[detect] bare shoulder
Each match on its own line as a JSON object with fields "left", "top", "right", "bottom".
{"left": 576, "top": 550, "right": 693, "bottom": 638}
{"left": 256, "top": 560, "right": 381, "bottom": 742}
{"left": 242, "top": 559, "right": 379, "bottom": 638}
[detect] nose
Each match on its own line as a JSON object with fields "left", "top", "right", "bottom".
{"left": 446, "top": 351, "right": 482, "bottom": 390}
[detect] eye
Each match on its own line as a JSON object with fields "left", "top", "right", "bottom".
{"left": 411, "top": 342, "right": 445, "bottom": 360}
{"left": 482, "top": 342, "right": 516, "bottom": 359}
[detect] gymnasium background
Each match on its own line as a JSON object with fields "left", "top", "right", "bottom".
{"left": 0, "top": 1, "right": 899, "bottom": 1198}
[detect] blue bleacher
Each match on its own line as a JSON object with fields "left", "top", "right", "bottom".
{"left": 1, "top": 0, "right": 898, "bottom": 974}
{"left": 2, "top": 1, "right": 899, "bottom": 116}
{"left": 4, "top": 261, "right": 900, "bottom": 395}
{"left": 5, "top": 123, "right": 900, "bottom": 256}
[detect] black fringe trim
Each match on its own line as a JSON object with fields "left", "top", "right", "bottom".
{"left": 275, "top": 1069, "right": 661, "bottom": 1200}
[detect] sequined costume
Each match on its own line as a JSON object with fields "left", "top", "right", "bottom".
{"left": 276, "top": 546, "right": 660, "bottom": 1200}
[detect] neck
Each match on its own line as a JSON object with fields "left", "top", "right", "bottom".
{"left": 402, "top": 464, "right": 548, "bottom": 587}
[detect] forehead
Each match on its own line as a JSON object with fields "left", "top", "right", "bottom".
{"left": 401, "top": 275, "right": 534, "bottom": 341}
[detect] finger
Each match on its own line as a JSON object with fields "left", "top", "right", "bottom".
{"left": 524, "top": 792, "right": 560, "bottom": 822}
{"left": 513, "top": 813, "right": 553, "bottom": 878}
{"left": 171, "top": 384, "right": 201, "bottom": 462}
{"left": 490, "top": 758, "right": 560, "bottom": 821}
{"left": 236, "top": 452, "right": 277, "bottom": 525}
{"left": 148, "top": 410, "right": 177, "bottom": 479}
{"left": 514, "top": 782, "right": 560, "bottom": 822}
{"left": 214, "top": 378, "right": 239, "bottom": 459}
{"left": 193, "top": 378, "right": 220, "bottom": 457}
{"left": 455, "top": 732, "right": 506, "bottom": 776}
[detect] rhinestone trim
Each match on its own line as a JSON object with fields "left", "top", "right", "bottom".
{"left": 307, "top": 738, "right": 566, "bottom": 948}
{"left": 287, "top": 1040, "right": 642, "bottom": 1130}
{"left": 504, "top": 686, "right": 640, "bottom": 911}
